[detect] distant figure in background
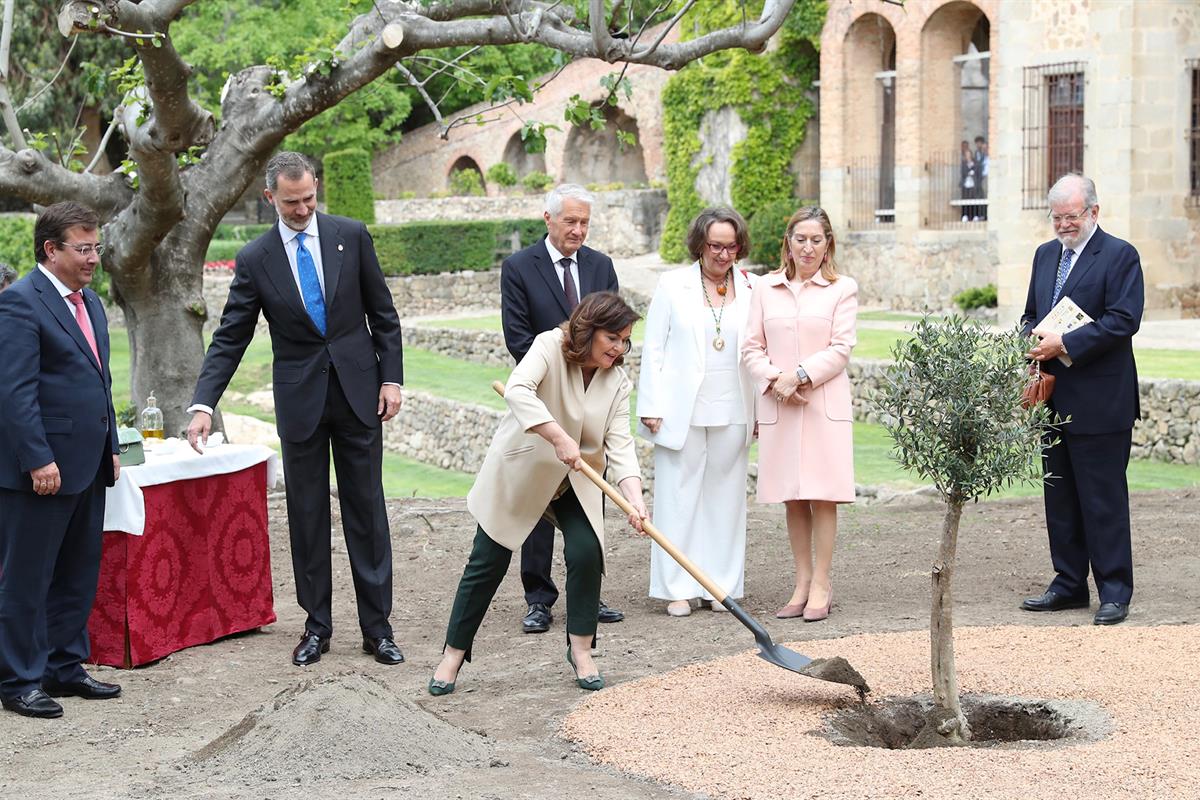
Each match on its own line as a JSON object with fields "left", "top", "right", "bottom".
{"left": 959, "top": 140, "right": 979, "bottom": 223}
{"left": 742, "top": 207, "right": 857, "bottom": 623}
{"left": 1020, "top": 173, "right": 1143, "bottom": 626}
{"left": 0, "top": 262, "right": 17, "bottom": 292}
{"left": 638, "top": 208, "right": 757, "bottom": 617}
{"left": 974, "top": 136, "right": 989, "bottom": 221}
{"left": 500, "top": 183, "right": 625, "bottom": 635}
{"left": 0, "top": 202, "right": 122, "bottom": 719}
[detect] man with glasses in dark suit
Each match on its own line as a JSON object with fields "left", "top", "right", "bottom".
{"left": 1020, "top": 173, "right": 1144, "bottom": 626}
{"left": 499, "top": 183, "right": 625, "bottom": 634}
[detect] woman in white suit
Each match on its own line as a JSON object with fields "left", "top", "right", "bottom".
{"left": 637, "top": 208, "right": 758, "bottom": 616}
{"left": 429, "top": 292, "right": 648, "bottom": 696}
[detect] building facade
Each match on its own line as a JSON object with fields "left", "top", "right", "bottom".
{"left": 819, "top": 0, "right": 1200, "bottom": 320}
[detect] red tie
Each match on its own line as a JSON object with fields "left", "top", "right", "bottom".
{"left": 67, "top": 291, "right": 100, "bottom": 365}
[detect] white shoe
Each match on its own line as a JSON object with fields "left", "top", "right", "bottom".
{"left": 666, "top": 600, "right": 692, "bottom": 617}
{"left": 961, "top": 215, "right": 969, "bottom": 222}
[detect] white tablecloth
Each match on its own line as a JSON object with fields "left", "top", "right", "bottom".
{"left": 104, "top": 441, "right": 280, "bottom": 535}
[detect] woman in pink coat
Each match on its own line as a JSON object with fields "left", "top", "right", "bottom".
{"left": 741, "top": 207, "right": 857, "bottom": 622}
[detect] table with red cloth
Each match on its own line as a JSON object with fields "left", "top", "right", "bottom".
{"left": 87, "top": 442, "right": 281, "bottom": 667}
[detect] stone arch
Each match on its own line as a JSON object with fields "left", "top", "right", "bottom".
{"left": 562, "top": 104, "right": 647, "bottom": 186}
{"left": 843, "top": 13, "right": 898, "bottom": 226}
{"left": 920, "top": 1, "right": 990, "bottom": 226}
{"left": 447, "top": 155, "right": 486, "bottom": 194}
{"left": 502, "top": 133, "right": 547, "bottom": 177}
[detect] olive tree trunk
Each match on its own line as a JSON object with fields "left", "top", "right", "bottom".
{"left": 927, "top": 499, "right": 971, "bottom": 744}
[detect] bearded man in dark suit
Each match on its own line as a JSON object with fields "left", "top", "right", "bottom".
{"left": 187, "top": 152, "right": 406, "bottom": 666}
{"left": 1020, "top": 173, "right": 1144, "bottom": 626}
{"left": 500, "top": 183, "right": 625, "bottom": 633}
{"left": 0, "top": 202, "right": 122, "bottom": 718}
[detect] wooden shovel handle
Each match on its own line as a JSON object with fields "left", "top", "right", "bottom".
{"left": 490, "top": 380, "right": 727, "bottom": 603}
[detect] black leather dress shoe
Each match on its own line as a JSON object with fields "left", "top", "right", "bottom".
{"left": 522, "top": 602, "right": 552, "bottom": 634}
{"left": 43, "top": 674, "right": 121, "bottom": 699}
{"left": 362, "top": 636, "right": 405, "bottom": 665}
{"left": 597, "top": 600, "right": 624, "bottom": 624}
{"left": 292, "top": 632, "right": 330, "bottom": 666}
{"left": 1020, "top": 590, "right": 1089, "bottom": 612}
{"left": 2, "top": 689, "right": 63, "bottom": 718}
{"left": 1094, "top": 602, "right": 1129, "bottom": 625}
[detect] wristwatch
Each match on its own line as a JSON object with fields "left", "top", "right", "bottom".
{"left": 795, "top": 366, "right": 810, "bottom": 385}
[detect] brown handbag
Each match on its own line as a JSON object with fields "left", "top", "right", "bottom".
{"left": 1020, "top": 361, "right": 1055, "bottom": 409}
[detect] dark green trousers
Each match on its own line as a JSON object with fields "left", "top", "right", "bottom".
{"left": 445, "top": 488, "right": 602, "bottom": 661}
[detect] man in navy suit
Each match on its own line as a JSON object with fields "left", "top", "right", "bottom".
{"left": 500, "top": 184, "right": 624, "bottom": 633}
{"left": 1020, "top": 174, "right": 1144, "bottom": 626}
{"left": 187, "top": 152, "right": 406, "bottom": 667}
{"left": 0, "top": 202, "right": 122, "bottom": 718}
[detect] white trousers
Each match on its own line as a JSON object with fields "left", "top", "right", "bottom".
{"left": 649, "top": 424, "right": 749, "bottom": 601}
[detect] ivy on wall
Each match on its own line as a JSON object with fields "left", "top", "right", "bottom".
{"left": 660, "top": 1, "right": 825, "bottom": 262}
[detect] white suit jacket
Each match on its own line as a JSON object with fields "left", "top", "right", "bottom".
{"left": 636, "top": 262, "right": 758, "bottom": 450}
{"left": 467, "top": 328, "right": 640, "bottom": 556}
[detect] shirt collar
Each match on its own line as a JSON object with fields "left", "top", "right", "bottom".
{"left": 37, "top": 264, "right": 75, "bottom": 298}
{"left": 764, "top": 269, "right": 831, "bottom": 288}
{"left": 278, "top": 215, "right": 319, "bottom": 246}
{"left": 543, "top": 237, "right": 576, "bottom": 267}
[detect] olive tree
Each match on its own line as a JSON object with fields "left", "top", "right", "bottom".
{"left": 874, "top": 315, "right": 1056, "bottom": 745}
{"left": 0, "top": 0, "right": 797, "bottom": 433}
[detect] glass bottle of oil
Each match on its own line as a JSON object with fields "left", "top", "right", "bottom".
{"left": 140, "top": 392, "right": 165, "bottom": 439}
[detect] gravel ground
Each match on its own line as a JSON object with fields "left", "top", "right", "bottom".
{"left": 0, "top": 488, "right": 1196, "bottom": 799}
{"left": 563, "top": 625, "right": 1200, "bottom": 800}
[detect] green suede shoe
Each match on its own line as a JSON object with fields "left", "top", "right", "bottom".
{"left": 428, "top": 677, "right": 455, "bottom": 696}
{"left": 566, "top": 647, "right": 604, "bottom": 691}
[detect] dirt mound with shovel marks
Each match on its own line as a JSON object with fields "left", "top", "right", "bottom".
{"left": 186, "top": 673, "right": 491, "bottom": 784}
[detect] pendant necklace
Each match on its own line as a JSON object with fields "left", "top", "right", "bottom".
{"left": 703, "top": 270, "right": 730, "bottom": 351}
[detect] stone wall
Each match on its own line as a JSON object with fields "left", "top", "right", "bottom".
{"left": 383, "top": 389, "right": 659, "bottom": 491}
{"left": 839, "top": 230, "right": 996, "bottom": 312}
{"left": 375, "top": 189, "right": 669, "bottom": 258}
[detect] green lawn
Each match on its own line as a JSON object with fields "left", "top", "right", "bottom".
{"left": 423, "top": 314, "right": 648, "bottom": 342}
{"left": 107, "top": 328, "right": 1200, "bottom": 499}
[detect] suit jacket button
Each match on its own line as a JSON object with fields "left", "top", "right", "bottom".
{"left": 321, "top": 368, "right": 328, "bottom": 374}
{"left": 101, "top": 416, "right": 108, "bottom": 424}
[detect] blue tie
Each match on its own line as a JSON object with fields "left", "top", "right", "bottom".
{"left": 1051, "top": 248, "right": 1075, "bottom": 307}
{"left": 295, "top": 232, "right": 326, "bottom": 335}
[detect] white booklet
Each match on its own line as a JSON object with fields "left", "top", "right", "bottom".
{"left": 1036, "top": 296, "right": 1093, "bottom": 366}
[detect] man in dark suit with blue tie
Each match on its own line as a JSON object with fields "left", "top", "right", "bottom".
{"left": 0, "top": 202, "right": 122, "bottom": 718}
{"left": 1020, "top": 173, "right": 1144, "bottom": 626}
{"left": 187, "top": 152, "right": 406, "bottom": 666}
{"left": 500, "top": 184, "right": 625, "bottom": 633}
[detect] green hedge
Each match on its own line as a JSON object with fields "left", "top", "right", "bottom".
{"left": 324, "top": 148, "right": 376, "bottom": 223}
{"left": 747, "top": 198, "right": 809, "bottom": 267}
{"left": 205, "top": 239, "right": 244, "bottom": 262}
{"left": 212, "top": 223, "right": 273, "bottom": 242}
{"left": 369, "top": 219, "right": 544, "bottom": 276}
{"left": 0, "top": 214, "right": 35, "bottom": 276}
{"left": 954, "top": 284, "right": 998, "bottom": 311}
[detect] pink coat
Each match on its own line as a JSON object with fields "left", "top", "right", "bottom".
{"left": 741, "top": 271, "right": 858, "bottom": 503}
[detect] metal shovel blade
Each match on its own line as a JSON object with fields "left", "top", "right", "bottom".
{"left": 723, "top": 598, "right": 872, "bottom": 697}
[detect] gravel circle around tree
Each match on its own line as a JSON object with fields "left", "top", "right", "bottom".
{"left": 562, "top": 625, "right": 1200, "bottom": 800}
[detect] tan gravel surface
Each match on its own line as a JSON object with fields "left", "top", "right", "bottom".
{"left": 564, "top": 625, "right": 1200, "bottom": 800}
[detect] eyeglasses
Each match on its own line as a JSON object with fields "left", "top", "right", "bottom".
{"left": 60, "top": 243, "right": 105, "bottom": 256}
{"left": 790, "top": 234, "right": 826, "bottom": 246}
{"left": 705, "top": 242, "right": 738, "bottom": 256}
{"left": 1047, "top": 208, "right": 1092, "bottom": 225}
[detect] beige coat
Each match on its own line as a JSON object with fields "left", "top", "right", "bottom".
{"left": 467, "top": 328, "right": 641, "bottom": 556}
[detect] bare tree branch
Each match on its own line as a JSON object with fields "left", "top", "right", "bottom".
{"left": 0, "top": 0, "right": 25, "bottom": 149}
{"left": 0, "top": 144, "right": 130, "bottom": 214}
{"left": 631, "top": 0, "right": 696, "bottom": 61}
{"left": 395, "top": 61, "right": 445, "bottom": 128}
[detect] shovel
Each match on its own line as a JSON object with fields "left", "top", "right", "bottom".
{"left": 490, "top": 380, "right": 870, "bottom": 695}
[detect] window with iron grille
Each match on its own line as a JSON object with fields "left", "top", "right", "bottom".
{"left": 1022, "top": 62, "right": 1085, "bottom": 209}
{"left": 1190, "top": 59, "right": 1200, "bottom": 204}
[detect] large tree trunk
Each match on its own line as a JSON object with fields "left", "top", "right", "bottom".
{"left": 927, "top": 499, "right": 971, "bottom": 744}
{"left": 111, "top": 228, "right": 211, "bottom": 437}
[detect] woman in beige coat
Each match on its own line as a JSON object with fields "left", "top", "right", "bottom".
{"left": 742, "top": 207, "right": 857, "bottom": 623}
{"left": 430, "top": 292, "right": 648, "bottom": 696}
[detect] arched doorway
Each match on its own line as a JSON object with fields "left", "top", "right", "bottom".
{"left": 562, "top": 104, "right": 647, "bottom": 186}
